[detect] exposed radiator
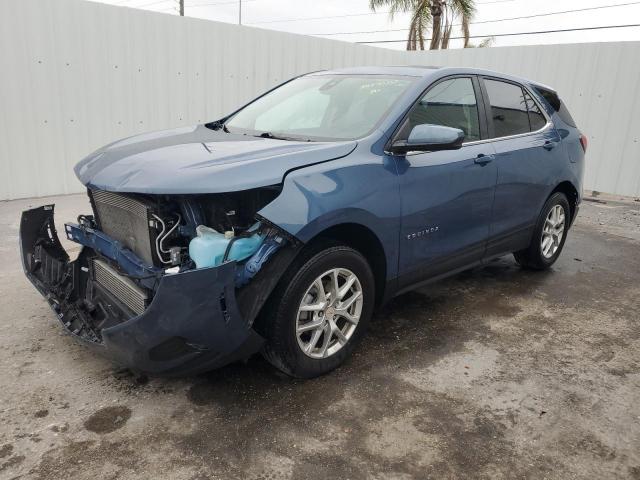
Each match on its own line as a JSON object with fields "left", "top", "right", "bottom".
{"left": 90, "top": 189, "right": 156, "bottom": 265}
{"left": 92, "top": 259, "right": 148, "bottom": 315}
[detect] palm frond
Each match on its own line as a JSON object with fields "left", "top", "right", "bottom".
{"left": 478, "top": 36, "right": 495, "bottom": 48}
{"left": 370, "top": 0, "right": 428, "bottom": 21}
{"left": 448, "top": 0, "right": 475, "bottom": 17}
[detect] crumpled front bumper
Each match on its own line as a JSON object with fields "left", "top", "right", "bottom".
{"left": 20, "top": 205, "right": 264, "bottom": 376}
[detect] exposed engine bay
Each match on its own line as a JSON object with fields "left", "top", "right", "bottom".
{"left": 88, "top": 187, "right": 282, "bottom": 270}
{"left": 22, "top": 186, "right": 299, "bottom": 352}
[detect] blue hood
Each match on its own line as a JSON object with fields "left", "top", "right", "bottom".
{"left": 75, "top": 125, "right": 357, "bottom": 194}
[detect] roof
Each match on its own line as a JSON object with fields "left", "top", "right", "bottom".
{"left": 308, "top": 65, "right": 555, "bottom": 91}
{"left": 311, "top": 66, "right": 442, "bottom": 77}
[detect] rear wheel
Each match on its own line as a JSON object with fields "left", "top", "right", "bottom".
{"left": 514, "top": 192, "right": 570, "bottom": 270}
{"left": 260, "top": 243, "right": 375, "bottom": 378}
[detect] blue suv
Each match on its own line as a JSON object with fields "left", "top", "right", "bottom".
{"left": 20, "top": 66, "right": 586, "bottom": 378}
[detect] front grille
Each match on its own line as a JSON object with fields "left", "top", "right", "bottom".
{"left": 92, "top": 259, "right": 148, "bottom": 315}
{"left": 90, "top": 189, "right": 155, "bottom": 264}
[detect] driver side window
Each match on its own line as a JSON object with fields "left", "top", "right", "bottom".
{"left": 402, "top": 77, "right": 481, "bottom": 142}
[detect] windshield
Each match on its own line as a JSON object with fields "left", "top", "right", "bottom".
{"left": 224, "top": 75, "right": 416, "bottom": 141}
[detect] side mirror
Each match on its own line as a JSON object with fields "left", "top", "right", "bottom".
{"left": 391, "top": 124, "right": 465, "bottom": 154}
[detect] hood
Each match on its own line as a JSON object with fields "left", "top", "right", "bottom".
{"left": 75, "top": 125, "right": 357, "bottom": 194}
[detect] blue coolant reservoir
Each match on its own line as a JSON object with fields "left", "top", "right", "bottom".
{"left": 189, "top": 225, "right": 264, "bottom": 269}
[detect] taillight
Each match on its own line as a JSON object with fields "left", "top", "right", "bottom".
{"left": 579, "top": 133, "right": 588, "bottom": 152}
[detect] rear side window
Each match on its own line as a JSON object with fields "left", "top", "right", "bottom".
{"left": 484, "top": 79, "right": 531, "bottom": 138}
{"left": 535, "top": 87, "right": 577, "bottom": 127}
{"left": 404, "top": 77, "right": 481, "bottom": 142}
{"left": 524, "top": 92, "right": 547, "bottom": 131}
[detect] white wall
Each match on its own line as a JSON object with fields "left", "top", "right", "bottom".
{"left": 1, "top": 0, "right": 639, "bottom": 200}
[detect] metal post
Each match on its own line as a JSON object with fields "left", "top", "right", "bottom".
{"left": 239, "top": 0, "right": 242, "bottom": 24}
{"left": 179, "top": 0, "right": 184, "bottom": 16}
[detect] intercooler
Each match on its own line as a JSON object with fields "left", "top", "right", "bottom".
{"left": 92, "top": 259, "right": 148, "bottom": 315}
{"left": 90, "top": 189, "right": 157, "bottom": 265}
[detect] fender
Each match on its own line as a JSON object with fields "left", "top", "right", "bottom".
{"left": 258, "top": 153, "right": 401, "bottom": 279}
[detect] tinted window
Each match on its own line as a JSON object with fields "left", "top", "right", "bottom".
{"left": 484, "top": 79, "right": 530, "bottom": 138}
{"left": 535, "top": 87, "right": 577, "bottom": 127}
{"left": 525, "top": 92, "right": 547, "bottom": 131}
{"left": 404, "top": 77, "right": 480, "bottom": 142}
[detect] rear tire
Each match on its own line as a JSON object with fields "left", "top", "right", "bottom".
{"left": 259, "top": 242, "right": 375, "bottom": 378}
{"left": 514, "top": 192, "right": 571, "bottom": 270}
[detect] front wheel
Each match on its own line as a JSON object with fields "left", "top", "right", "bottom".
{"left": 514, "top": 192, "right": 571, "bottom": 270}
{"left": 260, "top": 244, "right": 375, "bottom": 378}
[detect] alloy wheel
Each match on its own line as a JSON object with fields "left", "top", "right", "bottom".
{"left": 295, "top": 268, "right": 363, "bottom": 359}
{"left": 541, "top": 204, "right": 565, "bottom": 258}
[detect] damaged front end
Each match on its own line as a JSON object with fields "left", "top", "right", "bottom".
{"left": 20, "top": 188, "right": 299, "bottom": 375}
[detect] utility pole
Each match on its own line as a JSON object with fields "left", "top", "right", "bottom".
{"left": 179, "top": 0, "right": 184, "bottom": 16}
{"left": 238, "top": 0, "right": 242, "bottom": 24}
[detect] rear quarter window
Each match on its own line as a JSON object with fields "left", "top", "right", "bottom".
{"left": 524, "top": 92, "right": 547, "bottom": 131}
{"left": 534, "top": 87, "right": 577, "bottom": 127}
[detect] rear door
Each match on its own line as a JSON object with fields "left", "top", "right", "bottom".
{"left": 394, "top": 76, "right": 498, "bottom": 289}
{"left": 479, "top": 77, "right": 565, "bottom": 256}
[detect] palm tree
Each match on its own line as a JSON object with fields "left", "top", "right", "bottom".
{"left": 369, "top": 0, "right": 430, "bottom": 50}
{"left": 407, "top": 4, "right": 431, "bottom": 50}
{"left": 434, "top": 0, "right": 474, "bottom": 49}
{"left": 369, "top": 0, "right": 475, "bottom": 50}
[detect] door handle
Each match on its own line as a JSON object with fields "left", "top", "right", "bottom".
{"left": 543, "top": 140, "right": 558, "bottom": 151}
{"left": 474, "top": 154, "right": 494, "bottom": 166}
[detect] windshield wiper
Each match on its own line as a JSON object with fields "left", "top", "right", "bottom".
{"left": 255, "top": 132, "right": 288, "bottom": 140}
{"left": 254, "top": 132, "right": 313, "bottom": 142}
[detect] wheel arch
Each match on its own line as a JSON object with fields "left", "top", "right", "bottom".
{"left": 550, "top": 181, "right": 580, "bottom": 224}
{"left": 304, "top": 223, "right": 387, "bottom": 307}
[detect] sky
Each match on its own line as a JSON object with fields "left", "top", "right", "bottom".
{"left": 92, "top": 0, "right": 640, "bottom": 50}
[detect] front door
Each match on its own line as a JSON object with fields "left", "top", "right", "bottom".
{"left": 393, "top": 76, "right": 497, "bottom": 289}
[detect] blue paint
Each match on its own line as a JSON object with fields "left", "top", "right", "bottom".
{"left": 75, "top": 125, "right": 356, "bottom": 194}
{"left": 21, "top": 66, "right": 585, "bottom": 375}
{"left": 235, "top": 234, "right": 286, "bottom": 286}
{"left": 72, "top": 66, "right": 584, "bottom": 298}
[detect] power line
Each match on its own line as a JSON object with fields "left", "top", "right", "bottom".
{"left": 116, "top": 0, "right": 519, "bottom": 8}
{"left": 141, "top": 0, "right": 174, "bottom": 7}
{"left": 248, "top": 0, "right": 640, "bottom": 26}
{"left": 112, "top": 0, "right": 173, "bottom": 6}
{"left": 115, "top": 0, "right": 518, "bottom": 7}
{"left": 249, "top": 10, "right": 394, "bottom": 25}
{"left": 356, "top": 23, "right": 640, "bottom": 43}
{"left": 476, "top": 0, "right": 519, "bottom": 4}
{"left": 188, "top": 0, "right": 257, "bottom": 7}
{"left": 448, "top": 1, "right": 640, "bottom": 26}
{"left": 112, "top": 0, "right": 515, "bottom": 9}
{"left": 309, "top": 1, "right": 640, "bottom": 36}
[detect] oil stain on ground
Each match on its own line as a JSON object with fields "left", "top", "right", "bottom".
{"left": 84, "top": 405, "right": 132, "bottom": 434}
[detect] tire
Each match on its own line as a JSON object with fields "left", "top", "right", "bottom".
{"left": 514, "top": 192, "right": 571, "bottom": 270}
{"left": 259, "top": 242, "right": 375, "bottom": 378}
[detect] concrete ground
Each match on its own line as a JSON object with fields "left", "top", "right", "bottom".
{"left": 1, "top": 193, "right": 639, "bottom": 480}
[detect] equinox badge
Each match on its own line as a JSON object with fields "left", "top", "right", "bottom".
{"left": 407, "top": 226, "right": 439, "bottom": 240}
